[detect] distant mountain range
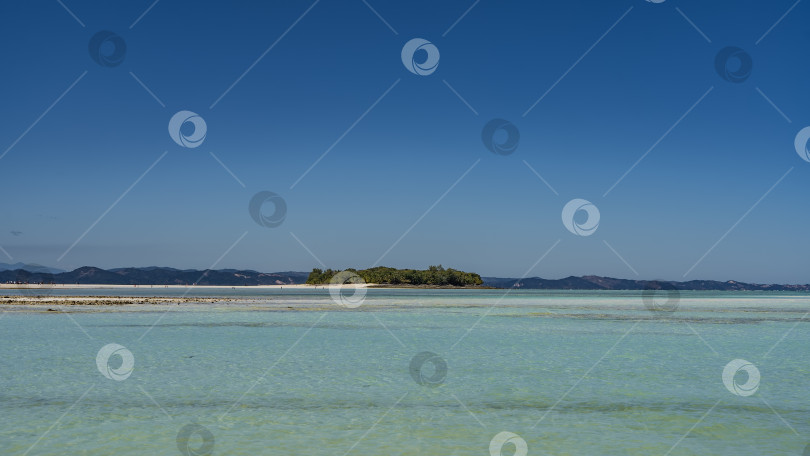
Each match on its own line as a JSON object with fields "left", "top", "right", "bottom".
{"left": 480, "top": 275, "right": 810, "bottom": 292}
{"left": 0, "top": 262, "right": 64, "bottom": 274}
{"left": 2, "top": 266, "right": 308, "bottom": 286}
{"left": 2, "top": 266, "right": 808, "bottom": 291}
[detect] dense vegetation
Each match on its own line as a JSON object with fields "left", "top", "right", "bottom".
{"left": 306, "top": 265, "right": 483, "bottom": 287}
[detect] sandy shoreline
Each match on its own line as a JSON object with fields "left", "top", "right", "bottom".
{"left": 0, "top": 282, "right": 374, "bottom": 309}
{"left": 0, "top": 294, "right": 345, "bottom": 310}
{"left": 0, "top": 296, "right": 237, "bottom": 306}
{"left": 0, "top": 283, "right": 370, "bottom": 290}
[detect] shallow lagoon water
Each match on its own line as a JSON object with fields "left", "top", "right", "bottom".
{"left": 1, "top": 289, "right": 808, "bottom": 455}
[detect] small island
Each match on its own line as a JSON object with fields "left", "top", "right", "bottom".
{"left": 305, "top": 265, "right": 483, "bottom": 287}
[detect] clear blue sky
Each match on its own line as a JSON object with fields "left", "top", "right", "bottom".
{"left": 1, "top": 0, "right": 808, "bottom": 283}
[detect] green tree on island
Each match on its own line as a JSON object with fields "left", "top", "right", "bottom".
{"left": 306, "top": 265, "right": 482, "bottom": 287}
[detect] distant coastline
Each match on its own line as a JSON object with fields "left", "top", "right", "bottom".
{"left": 2, "top": 265, "right": 809, "bottom": 291}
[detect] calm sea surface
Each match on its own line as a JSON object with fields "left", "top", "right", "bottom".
{"left": 0, "top": 288, "right": 808, "bottom": 455}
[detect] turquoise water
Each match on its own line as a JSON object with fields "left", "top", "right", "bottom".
{"left": 1, "top": 289, "right": 808, "bottom": 455}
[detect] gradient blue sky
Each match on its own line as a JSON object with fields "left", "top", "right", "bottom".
{"left": 1, "top": 0, "right": 809, "bottom": 282}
